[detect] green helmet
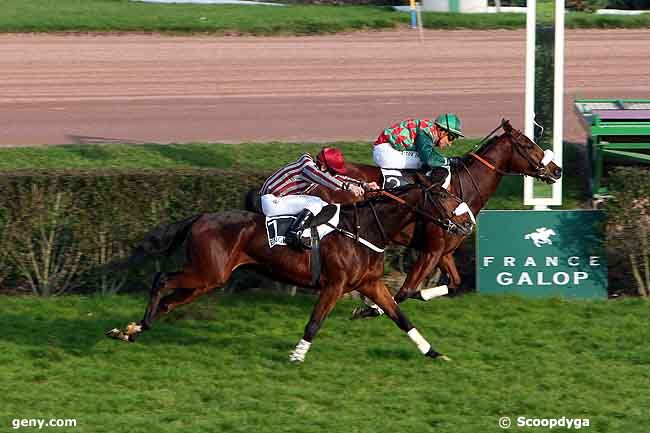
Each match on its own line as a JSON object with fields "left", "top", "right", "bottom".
{"left": 434, "top": 113, "right": 464, "bottom": 138}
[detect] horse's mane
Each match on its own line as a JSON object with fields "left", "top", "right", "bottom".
{"left": 458, "top": 134, "right": 502, "bottom": 164}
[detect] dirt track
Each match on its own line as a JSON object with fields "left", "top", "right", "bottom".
{"left": 1, "top": 29, "right": 649, "bottom": 147}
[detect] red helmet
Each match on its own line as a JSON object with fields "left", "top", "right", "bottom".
{"left": 317, "top": 147, "right": 347, "bottom": 174}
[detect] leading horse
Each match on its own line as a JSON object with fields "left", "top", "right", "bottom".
{"left": 274, "top": 120, "right": 562, "bottom": 314}
{"left": 108, "top": 182, "right": 473, "bottom": 362}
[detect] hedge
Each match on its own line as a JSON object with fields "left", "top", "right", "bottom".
{"left": 604, "top": 166, "right": 650, "bottom": 297}
{"left": 0, "top": 170, "right": 266, "bottom": 295}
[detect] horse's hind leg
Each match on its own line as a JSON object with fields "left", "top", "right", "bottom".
{"left": 150, "top": 267, "right": 215, "bottom": 320}
{"left": 289, "top": 284, "right": 343, "bottom": 363}
{"left": 358, "top": 280, "right": 449, "bottom": 361}
{"left": 123, "top": 267, "right": 214, "bottom": 342}
{"left": 141, "top": 271, "right": 178, "bottom": 329}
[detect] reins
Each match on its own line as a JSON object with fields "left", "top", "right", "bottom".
{"left": 468, "top": 152, "right": 523, "bottom": 177}
{"left": 374, "top": 188, "right": 453, "bottom": 230}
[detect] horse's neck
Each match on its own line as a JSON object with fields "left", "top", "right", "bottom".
{"left": 459, "top": 142, "right": 512, "bottom": 215}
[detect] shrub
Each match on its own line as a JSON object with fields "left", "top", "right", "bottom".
{"left": 605, "top": 167, "right": 650, "bottom": 297}
{"left": 0, "top": 170, "right": 266, "bottom": 295}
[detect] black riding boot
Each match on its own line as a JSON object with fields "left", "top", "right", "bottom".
{"left": 285, "top": 209, "right": 315, "bottom": 250}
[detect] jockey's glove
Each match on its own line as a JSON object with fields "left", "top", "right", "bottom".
{"left": 447, "top": 157, "right": 463, "bottom": 168}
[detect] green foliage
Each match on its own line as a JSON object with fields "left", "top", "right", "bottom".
{"left": 0, "top": 170, "right": 267, "bottom": 294}
{"left": 0, "top": 1, "right": 401, "bottom": 35}
{"left": 1, "top": 293, "right": 649, "bottom": 433}
{"left": 605, "top": 167, "right": 650, "bottom": 296}
{"left": 2, "top": 0, "right": 650, "bottom": 34}
{"left": 0, "top": 142, "right": 373, "bottom": 171}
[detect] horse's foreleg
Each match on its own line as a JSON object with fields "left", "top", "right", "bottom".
{"left": 359, "top": 280, "right": 449, "bottom": 361}
{"left": 437, "top": 253, "right": 461, "bottom": 292}
{"left": 350, "top": 250, "right": 443, "bottom": 320}
{"left": 393, "top": 250, "right": 443, "bottom": 303}
{"left": 289, "top": 285, "right": 342, "bottom": 363}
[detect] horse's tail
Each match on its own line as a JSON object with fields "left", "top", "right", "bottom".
{"left": 113, "top": 214, "right": 202, "bottom": 269}
{"left": 244, "top": 187, "right": 262, "bottom": 213}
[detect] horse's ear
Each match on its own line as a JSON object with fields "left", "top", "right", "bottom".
{"left": 501, "top": 119, "right": 512, "bottom": 132}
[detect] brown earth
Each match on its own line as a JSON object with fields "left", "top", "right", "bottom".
{"left": 1, "top": 29, "right": 649, "bottom": 147}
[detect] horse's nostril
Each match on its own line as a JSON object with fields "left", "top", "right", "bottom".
{"left": 554, "top": 167, "right": 562, "bottom": 177}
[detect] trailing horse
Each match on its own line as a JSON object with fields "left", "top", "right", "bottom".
{"left": 107, "top": 182, "right": 473, "bottom": 362}
{"left": 253, "top": 120, "right": 562, "bottom": 315}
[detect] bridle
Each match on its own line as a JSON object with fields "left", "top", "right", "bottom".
{"left": 467, "top": 121, "right": 555, "bottom": 180}
{"left": 372, "top": 185, "right": 471, "bottom": 236}
{"left": 453, "top": 120, "right": 557, "bottom": 209}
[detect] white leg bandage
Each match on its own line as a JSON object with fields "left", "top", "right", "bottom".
{"left": 407, "top": 328, "right": 431, "bottom": 355}
{"left": 420, "top": 285, "right": 449, "bottom": 301}
{"left": 289, "top": 339, "right": 311, "bottom": 363}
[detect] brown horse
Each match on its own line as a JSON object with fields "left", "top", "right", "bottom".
{"left": 290, "top": 120, "right": 563, "bottom": 315}
{"left": 107, "top": 182, "right": 474, "bottom": 362}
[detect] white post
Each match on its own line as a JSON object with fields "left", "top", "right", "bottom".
{"left": 524, "top": 0, "right": 564, "bottom": 209}
{"left": 552, "top": 0, "right": 564, "bottom": 205}
{"left": 524, "top": 0, "right": 536, "bottom": 144}
{"left": 524, "top": 0, "right": 538, "bottom": 207}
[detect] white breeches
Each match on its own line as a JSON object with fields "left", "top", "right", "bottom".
{"left": 260, "top": 194, "right": 327, "bottom": 217}
{"left": 373, "top": 142, "right": 423, "bottom": 169}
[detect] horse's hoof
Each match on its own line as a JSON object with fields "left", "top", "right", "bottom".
{"left": 289, "top": 355, "right": 305, "bottom": 363}
{"left": 105, "top": 328, "right": 130, "bottom": 342}
{"left": 350, "top": 306, "right": 382, "bottom": 320}
{"left": 350, "top": 307, "right": 365, "bottom": 320}
{"left": 425, "top": 348, "right": 451, "bottom": 362}
{"left": 126, "top": 322, "right": 143, "bottom": 335}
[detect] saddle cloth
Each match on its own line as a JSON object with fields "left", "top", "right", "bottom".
{"left": 381, "top": 168, "right": 451, "bottom": 190}
{"left": 265, "top": 205, "right": 340, "bottom": 248}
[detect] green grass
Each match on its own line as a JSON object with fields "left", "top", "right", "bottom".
{"left": 1, "top": 1, "right": 401, "bottom": 35}
{"left": 0, "top": 139, "right": 587, "bottom": 209}
{"left": 0, "top": 293, "right": 648, "bottom": 433}
{"left": 2, "top": 0, "right": 650, "bottom": 34}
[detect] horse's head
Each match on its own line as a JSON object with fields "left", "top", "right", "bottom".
{"left": 500, "top": 120, "right": 562, "bottom": 184}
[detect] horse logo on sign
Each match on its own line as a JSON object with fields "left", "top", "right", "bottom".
{"left": 524, "top": 227, "right": 556, "bottom": 248}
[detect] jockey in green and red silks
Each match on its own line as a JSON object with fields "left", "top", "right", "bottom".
{"left": 373, "top": 113, "right": 464, "bottom": 171}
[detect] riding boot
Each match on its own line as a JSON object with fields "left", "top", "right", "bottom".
{"left": 285, "top": 209, "right": 315, "bottom": 250}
